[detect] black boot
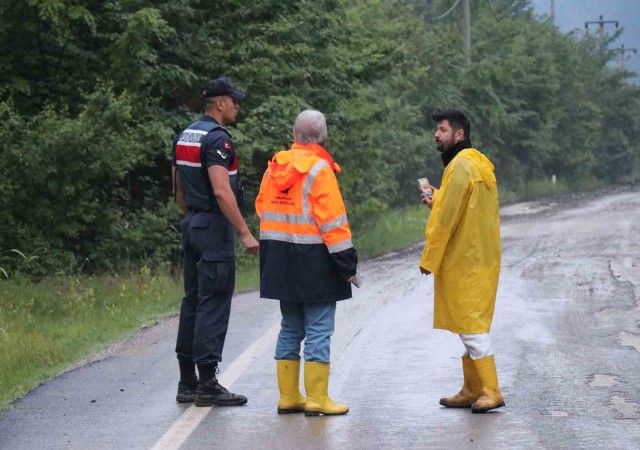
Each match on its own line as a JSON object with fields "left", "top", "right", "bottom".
{"left": 176, "top": 362, "right": 198, "bottom": 403}
{"left": 193, "top": 377, "right": 248, "bottom": 407}
{"left": 176, "top": 378, "right": 199, "bottom": 403}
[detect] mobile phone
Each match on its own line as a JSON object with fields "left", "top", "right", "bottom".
{"left": 417, "top": 178, "right": 432, "bottom": 200}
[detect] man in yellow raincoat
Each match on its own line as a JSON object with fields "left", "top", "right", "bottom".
{"left": 419, "top": 109, "right": 504, "bottom": 413}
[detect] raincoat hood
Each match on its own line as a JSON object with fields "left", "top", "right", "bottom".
{"left": 456, "top": 148, "right": 496, "bottom": 188}
{"left": 268, "top": 143, "right": 341, "bottom": 191}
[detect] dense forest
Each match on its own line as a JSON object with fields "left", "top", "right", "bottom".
{"left": 1, "top": 0, "right": 639, "bottom": 274}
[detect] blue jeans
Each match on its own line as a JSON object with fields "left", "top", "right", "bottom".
{"left": 275, "top": 301, "right": 336, "bottom": 363}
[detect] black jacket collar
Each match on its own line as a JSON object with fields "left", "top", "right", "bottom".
{"left": 441, "top": 138, "right": 472, "bottom": 167}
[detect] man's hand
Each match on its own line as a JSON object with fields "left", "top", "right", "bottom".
{"left": 241, "top": 231, "right": 260, "bottom": 255}
{"left": 420, "top": 194, "right": 434, "bottom": 209}
{"left": 346, "top": 274, "right": 361, "bottom": 288}
{"left": 419, "top": 266, "right": 431, "bottom": 276}
{"left": 209, "top": 165, "right": 259, "bottom": 255}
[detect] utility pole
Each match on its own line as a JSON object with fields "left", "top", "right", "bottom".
{"left": 614, "top": 44, "right": 638, "bottom": 69}
{"left": 550, "top": 0, "right": 555, "bottom": 25}
{"left": 585, "top": 15, "right": 619, "bottom": 43}
{"left": 463, "top": 0, "right": 471, "bottom": 64}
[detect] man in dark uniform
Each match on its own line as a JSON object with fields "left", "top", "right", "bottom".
{"left": 172, "top": 77, "right": 259, "bottom": 407}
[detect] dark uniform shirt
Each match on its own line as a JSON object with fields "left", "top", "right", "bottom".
{"left": 172, "top": 115, "right": 239, "bottom": 213}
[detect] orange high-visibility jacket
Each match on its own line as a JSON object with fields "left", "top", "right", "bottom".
{"left": 256, "top": 143, "right": 358, "bottom": 302}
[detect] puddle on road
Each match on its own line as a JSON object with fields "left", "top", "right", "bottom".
{"left": 544, "top": 410, "right": 569, "bottom": 417}
{"left": 610, "top": 395, "right": 640, "bottom": 418}
{"left": 588, "top": 374, "right": 619, "bottom": 387}
{"left": 515, "top": 323, "right": 556, "bottom": 345}
{"left": 618, "top": 332, "right": 640, "bottom": 353}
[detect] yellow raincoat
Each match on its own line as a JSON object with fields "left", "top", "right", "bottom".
{"left": 419, "top": 148, "right": 501, "bottom": 334}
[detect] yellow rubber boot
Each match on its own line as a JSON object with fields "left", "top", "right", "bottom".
{"left": 277, "top": 360, "right": 306, "bottom": 414}
{"left": 439, "top": 355, "right": 482, "bottom": 408}
{"left": 303, "top": 362, "right": 348, "bottom": 416}
{"left": 471, "top": 355, "right": 505, "bottom": 413}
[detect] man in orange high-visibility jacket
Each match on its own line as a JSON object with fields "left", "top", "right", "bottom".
{"left": 256, "top": 109, "right": 359, "bottom": 417}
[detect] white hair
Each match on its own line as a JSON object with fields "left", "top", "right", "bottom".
{"left": 293, "top": 110, "right": 327, "bottom": 145}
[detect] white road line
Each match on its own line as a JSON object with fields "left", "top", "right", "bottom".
{"left": 150, "top": 321, "right": 281, "bottom": 450}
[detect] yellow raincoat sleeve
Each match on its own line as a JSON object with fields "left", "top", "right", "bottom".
{"left": 419, "top": 159, "right": 472, "bottom": 275}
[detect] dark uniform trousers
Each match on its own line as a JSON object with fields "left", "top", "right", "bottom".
{"left": 176, "top": 211, "right": 236, "bottom": 367}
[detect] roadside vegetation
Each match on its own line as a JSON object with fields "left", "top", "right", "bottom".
{"left": 0, "top": 268, "right": 181, "bottom": 412}
{"left": 1, "top": 0, "right": 639, "bottom": 277}
{"left": 1, "top": 0, "right": 639, "bottom": 411}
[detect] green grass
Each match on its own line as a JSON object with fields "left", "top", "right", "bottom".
{"left": 0, "top": 267, "right": 184, "bottom": 411}
{"left": 352, "top": 205, "right": 428, "bottom": 258}
{"left": 499, "top": 179, "right": 569, "bottom": 203}
{"left": 235, "top": 260, "right": 259, "bottom": 292}
{"left": 498, "top": 175, "right": 609, "bottom": 204}
{"left": 0, "top": 263, "right": 265, "bottom": 412}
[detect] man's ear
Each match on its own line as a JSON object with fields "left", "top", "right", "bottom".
{"left": 455, "top": 128, "right": 465, "bottom": 142}
{"left": 215, "top": 97, "right": 224, "bottom": 111}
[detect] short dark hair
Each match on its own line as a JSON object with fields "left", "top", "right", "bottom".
{"left": 432, "top": 109, "right": 471, "bottom": 140}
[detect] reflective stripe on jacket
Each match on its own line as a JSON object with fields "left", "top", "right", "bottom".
{"left": 256, "top": 143, "right": 357, "bottom": 302}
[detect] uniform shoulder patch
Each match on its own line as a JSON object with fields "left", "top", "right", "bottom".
{"left": 217, "top": 141, "right": 233, "bottom": 159}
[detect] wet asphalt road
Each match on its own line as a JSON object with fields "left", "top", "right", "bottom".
{"left": 1, "top": 188, "right": 639, "bottom": 449}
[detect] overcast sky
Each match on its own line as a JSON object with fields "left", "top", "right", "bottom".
{"left": 529, "top": 0, "right": 640, "bottom": 83}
